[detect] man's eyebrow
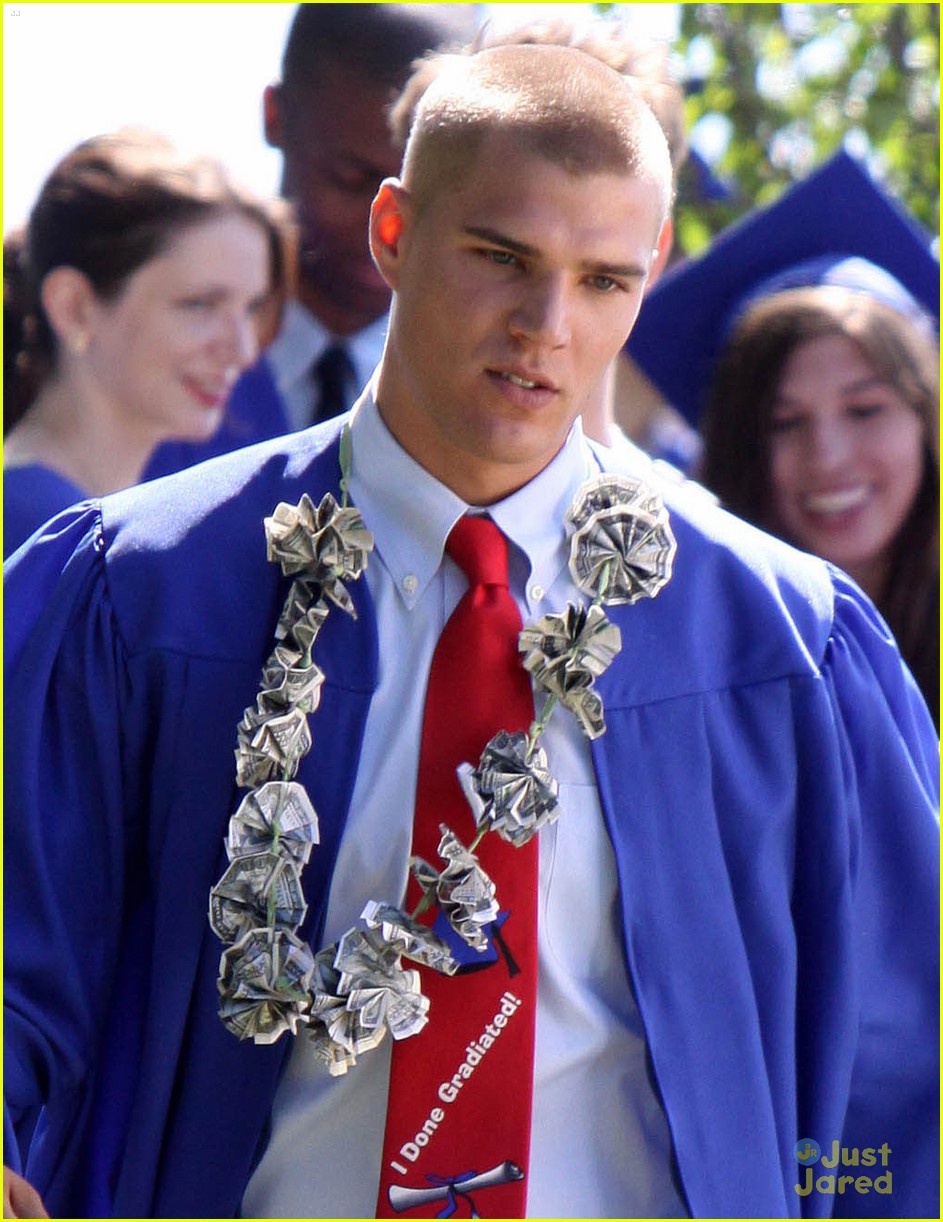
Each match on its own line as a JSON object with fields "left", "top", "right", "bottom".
{"left": 462, "top": 225, "right": 646, "bottom": 279}
{"left": 584, "top": 257, "right": 647, "bottom": 280}
{"left": 463, "top": 225, "right": 539, "bottom": 259}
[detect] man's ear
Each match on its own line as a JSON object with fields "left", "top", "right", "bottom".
{"left": 646, "top": 216, "right": 674, "bottom": 292}
{"left": 369, "top": 180, "right": 412, "bottom": 290}
{"left": 40, "top": 267, "right": 98, "bottom": 355}
{"left": 263, "top": 82, "right": 284, "bottom": 150}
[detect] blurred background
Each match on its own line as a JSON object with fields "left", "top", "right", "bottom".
{"left": 4, "top": 2, "right": 939, "bottom": 252}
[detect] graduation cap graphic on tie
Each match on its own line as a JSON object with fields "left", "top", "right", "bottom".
{"left": 626, "top": 149, "right": 939, "bottom": 427}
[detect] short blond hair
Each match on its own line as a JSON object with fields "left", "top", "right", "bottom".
{"left": 399, "top": 44, "right": 673, "bottom": 219}
{"left": 392, "top": 19, "right": 688, "bottom": 174}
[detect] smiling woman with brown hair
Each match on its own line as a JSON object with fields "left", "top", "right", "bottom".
{"left": 700, "top": 275, "right": 939, "bottom": 723}
{"left": 3, "top": 129, "right": 291, "bottom": 555}
{"left": 624, "top": 151, "right": 940, "bottom": 725}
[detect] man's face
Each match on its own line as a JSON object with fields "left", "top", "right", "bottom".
{"left": 267, "top": 61, "right": 403, "bottom": 336}
{"left": 371, "top": 130, "right": 666, "bottom": 505}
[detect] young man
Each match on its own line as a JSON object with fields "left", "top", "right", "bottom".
{"left": 388, "top": 15, "right": 700, "bottom": 466}
{"left": 4, "top": 45, "right": 937, "bottom": 1220}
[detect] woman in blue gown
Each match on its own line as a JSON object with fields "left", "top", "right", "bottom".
{"left": 699, "top": 264, "right": 939, "bottom": 725}
{"left": 3, "top": 128, "right": 290, "bottom": 557}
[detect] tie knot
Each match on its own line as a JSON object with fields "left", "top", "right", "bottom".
{"left": 446, "top": 516, "right": 510, "bottom": 589}
{"left": 312, "top": 344, "right": 355, "bottom": 423}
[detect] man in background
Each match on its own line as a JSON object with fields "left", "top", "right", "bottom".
{"left": 146, "top": 3, "right": 478, "bottom": 477}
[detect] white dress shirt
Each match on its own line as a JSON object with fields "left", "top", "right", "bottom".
{"left": 266, "top": 299, "right": 389, "bottom": 431}
{"left": 242, "top": 390, "right": 688, "bottom": 1219}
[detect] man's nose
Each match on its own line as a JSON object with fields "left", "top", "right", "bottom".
{"left": 508, "top": 274, "right": 571, "bottom": 349}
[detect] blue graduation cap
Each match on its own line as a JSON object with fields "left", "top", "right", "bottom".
{"left": 626, "top": 149, "right": 940, "bottom": 426}
{"left": 685, "top": 147, "right": 738, "bottom": 203}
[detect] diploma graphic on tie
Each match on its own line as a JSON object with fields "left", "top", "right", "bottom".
{"left": 388, "top": 1160, "right": 525, "bottom": 1217}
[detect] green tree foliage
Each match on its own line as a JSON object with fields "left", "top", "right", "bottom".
{"left": 669, "top": 3, "right": 939, "bottom": 256}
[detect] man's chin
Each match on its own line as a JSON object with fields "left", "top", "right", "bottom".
{"left": 300, "top": 271, "right": 390, "bottom": 331}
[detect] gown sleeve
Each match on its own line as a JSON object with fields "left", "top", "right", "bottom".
{"left": 3, "top": 505, "right": 144, "bottom": 1176}
{"left": 818, "top": 568, "right": 938, "bottom": 1218}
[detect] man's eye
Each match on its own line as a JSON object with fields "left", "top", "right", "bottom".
{"left": 586, "top": 275, "right": 620, "bottom": 293}
{"left": 484, "top": 249, "right": 519, "bottom": 267}
{"left": 328, "top": 165, "right": 377, "bottom": 195}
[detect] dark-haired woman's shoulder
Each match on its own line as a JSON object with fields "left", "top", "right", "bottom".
{"left": 3, "top": 463, "right": 88, "bottom": 559}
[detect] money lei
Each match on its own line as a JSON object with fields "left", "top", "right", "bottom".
{"left": 209, "top": 425, "right": 677, "bottom": 1072}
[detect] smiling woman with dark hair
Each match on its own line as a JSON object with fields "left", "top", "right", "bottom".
{"left": 700, "top": 277, "right": 939, "bottom": 723}
{"left": 3, "top": 129, "right": 291, "bottom": 556}
{"left": 624, "top": 151, "right": 940, "bottom": 725}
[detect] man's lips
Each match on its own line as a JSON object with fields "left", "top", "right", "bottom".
{"left": 486, "top": 366, "right": 559, "bottom": 410}
{"left": 488, "top": 366, "right": 558, "bottom": 393}
{"left": 346, "top": 261, "right": 390, "bottom": 292}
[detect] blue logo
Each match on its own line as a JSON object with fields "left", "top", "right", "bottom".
{"left": 795, "top": 1139, "right": 821, "bottom": 1165}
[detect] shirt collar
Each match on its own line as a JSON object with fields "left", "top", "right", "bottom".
{"left": 347, "top": 385, "right": 600, "bottom": 609}
{"left": 268, "top": 299, "right": 388, "bottom": 393}
{"left": 487, "top": 421, "right": 599, "bottom": 608}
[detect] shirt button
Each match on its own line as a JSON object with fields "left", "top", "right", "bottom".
{"left": 402, "top": 574, "right": 418, "bottom": 595}
{"left": 529, "top": 584, "right": 545, "bottom": 602}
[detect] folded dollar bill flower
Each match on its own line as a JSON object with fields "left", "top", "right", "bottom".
{"left": 209, "top": 850, "right": 307, "bottom": 944}
{"left": 218, "top": 927, "right": 315, "bottom": 1044}
{"left": 213, "top": 426, "right": 677, "bottom": 1059}
{"left": 225, "top": 780, "right": 320, "bottom": 865}
{"left": 276, "top": 582, "right": 331, "bottom": 656}
{"left": 257, "top": 644, "right": 326, "bottom": 716}
{"left": 335, "top": 927, "right": 431, "bottom": 1037}
{"left": 519, "top": 603, "right": 622, "bottom": 739}
{"left": 304, "top": 946, "right": 364, "bottom": 1075}
{"left": 306, "top": 931, "right": 430, "bottom": 1075}
{"left": 458, "top": 730, "right": 560, "bottom": 847}
{"left": 235, "top": 704, "right": 313, "bottom": 788}
{"left": 361, "top": 901, "right": 459, "bottom": 975}
{"left": 265, "top": 492, "right": 373, "bottom": 616}
{"left": 565, "top": 473, "right": 676, "bottom": 604}
{"left": 412, "top": 827, "right": 499, "bottom": 951}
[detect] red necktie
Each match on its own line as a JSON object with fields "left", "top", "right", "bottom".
{"left": 377, "top": 516, "right": 537, "bottom": 1219}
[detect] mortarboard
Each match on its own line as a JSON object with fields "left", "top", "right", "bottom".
{"left": 626, "top": 149, "right": 940, "bottom": 426}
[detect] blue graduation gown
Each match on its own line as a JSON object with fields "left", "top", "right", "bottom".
{"left": 3, "top": 464, "right": 87, "bottom": 558}
{"left": 4, "top": 422, "right": 938, "bottom": 1218}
